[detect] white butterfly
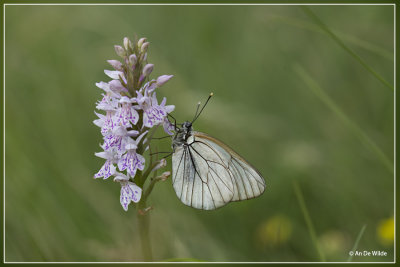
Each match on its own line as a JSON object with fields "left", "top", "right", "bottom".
{"left": 171, "top": 94, "right": 266, "bottom": 210}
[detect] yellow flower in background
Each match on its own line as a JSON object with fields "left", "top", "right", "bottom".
{"left": 319, "top": 230, "right": 350, "bottom": 256}
{"left": 377, "top": 216, "right": 394, "bottom": 246}
{"left": 257, "top": 215, "right": 292, "bottom": 247}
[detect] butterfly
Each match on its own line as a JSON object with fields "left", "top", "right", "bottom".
{"left": 170, "top": 93, "right": 266, "bottom": 210}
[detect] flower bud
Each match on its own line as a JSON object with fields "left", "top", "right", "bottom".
{"left": 123, "top": 37, "right": 131, "bottom": 50}
{"left": 137, "top": 37, "right": 147, "bottom": 48}
{"left": 156, "top": 75, "right": 173, "bottom": 87}
{"left": 139, "top": 75, "right": 145, "bottom": 83}
{"left": 107, "top": 60, "right": 123, "bottom": 71}
{"left": 109, "top": 79, "right": 128, "bottom": 93}
{"left": 114, "top": 45, "right": 125, "bottom": 57}
{"left": 138, "top": 206, "right": 153, "bottom": 215}
{"left": 113, "top": 172, "right": 129, "bottom": 182}
{"left": 141, "top": 42, "right": 149, "bottom": 53}
{"left": 159, "top": 171, "right": 171, "bottom": 181}
{"left": 142, "top": 64, "right": 154, "bottom": 77}
{"left": 142, "top": 52, "right": 147, "bottom": 61}
{"left": 147, "top": 81, "right": 157, "bottom": 92}
{"left": 152, "top": 158, "right": 167, "bottom": 172}
{"left": 129, "top": 54, "right": 137, "bottom": 65}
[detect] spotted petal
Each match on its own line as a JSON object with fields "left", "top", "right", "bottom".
{"left": 94, "top": 160, "right": 116, "bottom": 179}
{"left": 116, "top": 104, "right": 139, "bottom": 128}
{"left": 163, "top": 118, "right": 174, "bottom": 135}
{"left": 143, "top": 106, "right": 166, "bottom": 128}
{"left": 118, "top": 151, "right": 145, "bottom": 177}
{"left": 120, "top": 181, "right": 142, "bottom": 211}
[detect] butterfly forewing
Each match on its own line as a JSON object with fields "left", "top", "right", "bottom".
{"left": 172, "top": 135, "right": 234, "bottom": 210}
{"left": 172, "top": 131, "right": 266, "bottom": 210}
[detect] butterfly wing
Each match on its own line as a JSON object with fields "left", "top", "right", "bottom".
{"left": 194, "top": 132, "right": 266, "bottom": 202}
{"left": 172, "top": 136, "right": 234, "bottom": 210}
{"left": 172, "top": 131, "right": 266, "bottom": 210}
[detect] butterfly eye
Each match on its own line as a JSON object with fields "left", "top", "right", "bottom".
{"left": 182, "top": 121, "right": 192, "bottom": 129}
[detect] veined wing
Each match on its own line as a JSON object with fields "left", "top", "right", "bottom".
{"left": 172, "top": 134, "right": 235, "bottom": 210}
{"left": 193, "top": 132, "right": 266, "bottom": 202}
{"left": 172, "top": 131, "right": 266, "bottom": 210}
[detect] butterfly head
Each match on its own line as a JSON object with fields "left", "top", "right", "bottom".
{"left": 177, "top": 121, "right": 193, "bottom": 139}
{"left": 182, "top": 121, "right": 192, "bottom": 132}
{"left": 172, "top": 121, "right": 192, "bottom": 150}
{"left": 172, "top": 93, "right": 213, "bottom": 150}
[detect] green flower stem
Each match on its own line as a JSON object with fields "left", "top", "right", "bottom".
{"left": 134, "top": 128, "right": 163, "bottom": 261}
{"left": 137, "top": 125, "right": 161, "bottom": 188}
{"left": 135, "top": 165, "right": 154, "bottom": 262}
{"left": 133, "top": 138, "right": 155, "bottom": 261}
{"left": 143, "top": 174, "right": 164, "bottom": 201}
{"left": 143, "top": 181, "right": 157, "bottom": 202}
{"left": 137, "top": 199, "right": 153, "bottom": 261}
{"left": 133, "top": 146, "right": 156, "bottom": 261}
{"left": 139, "top": 160, "right": 160, "bottom": 187}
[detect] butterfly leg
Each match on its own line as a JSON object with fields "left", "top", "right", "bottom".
{"left": 149, "top": 151, "right": 173, "bottom": 159}
{"left": 151, "top": 135, "right": 172, "bottom": 140}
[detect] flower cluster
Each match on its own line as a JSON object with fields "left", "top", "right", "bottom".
{"left": 93, "top": 37, "right": 174, "bottom": 211}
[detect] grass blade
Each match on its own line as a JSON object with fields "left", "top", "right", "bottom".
{"left": 268, "top": 15, "right": 393, "bottom": 61}
{"left": 293, "top": 180, "right": 326, "bottom": 262}
{"left": 301, "top": 6, "right": 394, "bottom": 91}
{"left": 294, "top": 64, "right": 394, "bottom": 174}
{"left": 347, "top": 224, "right": 367, "bottom": 262}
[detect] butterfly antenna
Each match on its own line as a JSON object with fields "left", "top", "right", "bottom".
{"left": 168, "top": 113, "right": 180, "bottom": 130}
{"left": 192, "top": 92, "right": 213, "bottom": 124}
{"left": 192, "top": 101, "right": 201, "bottom": 122}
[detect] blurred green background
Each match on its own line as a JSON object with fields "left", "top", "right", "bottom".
{"left": 4, "top": 4, "right": 394, "bottom": 262}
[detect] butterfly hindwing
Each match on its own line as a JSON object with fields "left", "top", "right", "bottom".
{"left": 228, "top": 155, "right": 266, "bottom": 201}
{"left": 194, "top": 132, "right": 266, "bottom": 202}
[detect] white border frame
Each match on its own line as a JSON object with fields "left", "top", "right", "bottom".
{"left": 3, "top": 2, "right": 396, "bottom": 264}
